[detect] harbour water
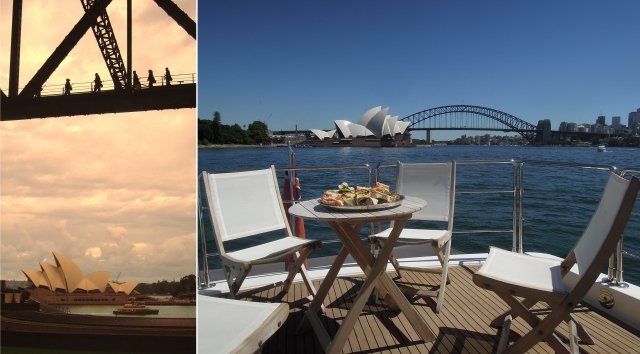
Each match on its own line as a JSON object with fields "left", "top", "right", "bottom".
{"left": 198, "top": 145, "right": 640, "bottom": 284}
{"left": 65, "top": 304, "right": 195, "bottom": 318}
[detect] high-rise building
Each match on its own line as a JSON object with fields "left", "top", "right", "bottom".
{"left": 612, "top": 116, "right": 621, "bottom": 129}
{"left": 629, "top": 111, "right": 640, "bottom": 131}
{"left": 597, "top": 115, "right": 605, "bottom": 125}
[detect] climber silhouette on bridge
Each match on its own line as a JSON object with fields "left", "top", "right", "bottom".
{"left": 148, "top": 70, "right": 156, "bottom": 88}
{"left": 133, "top": 71, "right": 141, "bottom": 90}
{"left": 165, "top": 67, "right": 172, "bottom": 86}
{"left": 64, "top": 79, "right": 72, "bottom": 95}
{"left": 94, "top": 73, "right": 102, "bottom": 92}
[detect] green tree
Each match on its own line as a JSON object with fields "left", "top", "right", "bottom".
{"left": 247, "top": 120, "right": 271, "bottom": 145}
{"left": 180, "top": 274, "right": 196, "bottom": 293}
{"left": 212, "top": 111, "right": 222, "bottom": 144}
{"left": 198, "top": 118, "right": 215, "bottom": 145}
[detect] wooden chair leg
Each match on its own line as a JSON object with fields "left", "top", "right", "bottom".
{"left": 226, "top": 266, "right": 249, "bottom": 300}
{"left": 569, "top": 319, "right": 579, "bottom": 354}
{"left": 431, "top": 243, "right": 451, "bottom": 284}
{"left": 566, "top": 313, "right": 595, "bottom": 345}
{"left": 497, "top": 314, "right": 512, "bottom": 354}
{"left": 223, "top": 265, "right": 236, "bottom": 299}
{"left": 434, "top": 240, "right": 452, "bottom": 313}
{"left": 282, "top": 249, "right": 325, "bottom": 313}
{"left": 490, "top": 297, "right": 538, "bottom": 327}
{"left": 378, "top": 239, "right": 403, "bottom": 278}
{"left": 282, "top": 249, "right": 311, "bottom": 293}
{"left": 497, "top": 292, "right": 571, "bottom": 354}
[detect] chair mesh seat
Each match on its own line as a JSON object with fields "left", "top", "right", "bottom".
{"left": 374, "top": 228, "right": 449, "bottom": 242}
{"left": 227, "top": 237, "right": 318, "bottom": 263}
{"left": 477, "top": 247, "right": 565, "bottom": 293}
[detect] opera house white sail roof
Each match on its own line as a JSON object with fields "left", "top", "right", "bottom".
{"left": 21, "top": 252, "right": 139, "bottom": 295}
{"left": 310, "top": 106, "right": 410, "bottom": 139}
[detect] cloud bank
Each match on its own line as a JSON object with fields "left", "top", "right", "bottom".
{"left": 1, "top": 0, "right": 196, "bottom": 283}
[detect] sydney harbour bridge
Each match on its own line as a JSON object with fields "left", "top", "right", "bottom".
{"left": 277, "top": 105, "right": 612, "bottom": 144}
{"left": 1, "top": 0, "right": 196, "bottom": 121}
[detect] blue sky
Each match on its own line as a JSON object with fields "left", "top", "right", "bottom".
{"left": 198, "top": 1, "right": 639, "bottom": 141}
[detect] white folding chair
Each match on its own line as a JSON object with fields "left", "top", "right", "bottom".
{"left": 473, "top": 172, "right": 640, "bottom": 353}
{"left": 369, "top": 161, "right": 456, "bottom": 313}
{"left": 200, "top": 166, "right": 322, "bottom": 301}
{"left": 198, "top": 295, "right": 288, "bottom": 354}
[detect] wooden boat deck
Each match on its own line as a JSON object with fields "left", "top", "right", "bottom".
{"left": 233, "top": 264, "right": 639, "bottom": 353}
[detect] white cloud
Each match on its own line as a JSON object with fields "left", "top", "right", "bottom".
{"left": 1, "top": 0, "right": 196, "bottom": 283}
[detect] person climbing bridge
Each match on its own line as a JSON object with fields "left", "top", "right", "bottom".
{"left": 94, "top": 73, "right": 103, "bottom": 92}
{"left": 64, "top": 79, "right": 72, "bottom": 95}
{"left": 165, "top": 67, "right": 172, "bottom": 86}
{"left": 133, "top": 71, "right": 141, "bottom": 90}
{"left": 147, "top": 69, "right": 156, "bottom": 88}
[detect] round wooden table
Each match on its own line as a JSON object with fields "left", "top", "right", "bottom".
{"left": 289, "top": 196, "right": 435, "bottom": 354}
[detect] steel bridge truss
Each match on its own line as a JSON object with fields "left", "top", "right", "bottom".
{"left": 81, "top": 0, "right": 127, "bottom": 90}
{"left": 402, "top": 105, "right": 538, "bottom": 143}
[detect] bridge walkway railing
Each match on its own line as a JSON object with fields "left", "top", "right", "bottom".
{"left": 2, "top": 73, "right": 196, "bottom": 98}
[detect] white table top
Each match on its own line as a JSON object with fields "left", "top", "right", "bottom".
{"left": 289, "top": 196, "right": 427, "bottom": 223}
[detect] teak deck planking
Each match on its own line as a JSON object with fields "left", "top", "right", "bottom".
{"left": 234, "top": 264, "right": 640, "bottom": 354}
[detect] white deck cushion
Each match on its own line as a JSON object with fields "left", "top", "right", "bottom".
{"left": 476, "top": 247, "right": 565, "bottom": 293}
{"left": 226, "top": 237, "right": 318, "bottom": 263}
{"left": 198, "top": 295, "right": 288, "bottom": 354}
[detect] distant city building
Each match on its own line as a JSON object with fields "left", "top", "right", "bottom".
{"left": 612, "top": 116, "right": 621, "bottom": 129}
{"left": 559, "top": 122, "right": 568, "bottom": 131}
{"left": 629, "top": 110, "right": 640, "bottom": 132}
{"left": 567, "top": 122, "right": 578, "bottom": 132}
{"left": 597, "top": 115, "right": 605, "bottom": 125}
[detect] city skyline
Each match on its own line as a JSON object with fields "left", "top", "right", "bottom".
{"left": 199, "top": 1, "right": 639, "bottom": 141}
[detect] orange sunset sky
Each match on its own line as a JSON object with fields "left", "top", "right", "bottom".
{"left": 0, "top": 0, "right": 197, "bottom": 283}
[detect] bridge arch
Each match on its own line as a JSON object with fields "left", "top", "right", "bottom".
{"left": 401, "top": 105, "right": 538, "bottom": 143}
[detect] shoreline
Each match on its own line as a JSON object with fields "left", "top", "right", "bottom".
{"left": 198, "top": 144, "right": 287, "bottom": 148}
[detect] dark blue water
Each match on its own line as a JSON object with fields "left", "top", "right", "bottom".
{"left": 198, "top": 145, "right": 640, "bottom": 284}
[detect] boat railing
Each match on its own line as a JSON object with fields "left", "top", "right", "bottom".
{"left": 374, "top": 160, "right": 519, "bottom": 251}
{"left": 199, "top": 160, "right": 520, "bottom": 287}
{"left": 618, "top": 167, "right": 640, "bottom": 285}
{"left": 518, "top": 160, "right": 640, "bottom": 286}
{"left": 198, "top": 160, "right": 640, "bottom": 289}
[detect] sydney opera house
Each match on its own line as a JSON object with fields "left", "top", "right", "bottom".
{"left": 309, "top": 106, "right": 413, "bottom": 147}
{"left": 21, "top": 252, "right": 139, "bottom": 304}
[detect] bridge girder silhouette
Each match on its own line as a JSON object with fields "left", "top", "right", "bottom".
{"left": 402, "top": 105, "right": 538, "bottom": 143}
{"left": 1, "top": 0, "right": 196, "bottom": 121}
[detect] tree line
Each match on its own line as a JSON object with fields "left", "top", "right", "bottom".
{"left": 135, "top": 274, "right": 196, "bottom": 296}
{"left": 199, "top": 111, "right": 271, "bottom": 145}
